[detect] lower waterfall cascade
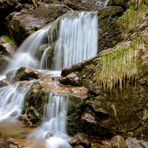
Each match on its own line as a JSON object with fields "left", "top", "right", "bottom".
{"left": 0, "top": 10, "right": 99, "bottom": 148}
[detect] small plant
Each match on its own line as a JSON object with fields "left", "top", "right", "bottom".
{"left": 94, "top": 33, "right": 145, "bottom": 91}
{"left": 1, "top": 35, "right": 15, "bottom": 45}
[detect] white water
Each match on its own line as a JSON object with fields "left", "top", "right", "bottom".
{"left": 3, "top": 11, "right": 98, "bottom": 74}
{"left": 1, "top": 10, "right": 99, "bottom": 148}
{"left": 0, "top": 83, "right": 30, "bottom": 121}
{"left": 52, "top": 12, "right": 98, "bottom": 69}
{"left": 28, "top": 93, "right": 71, "bottom": 148}
{"left": 4, "top": 28, "right": 48, "bottom": 74}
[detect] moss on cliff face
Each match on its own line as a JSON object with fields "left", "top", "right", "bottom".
{"left": 118, "top": 2, "right": 148, "bottom": 38}
{"left": 93, "top": 34, "right": 145, "bottom": 91}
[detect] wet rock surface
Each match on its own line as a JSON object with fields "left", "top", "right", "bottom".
{"left": 14, "top": 67, "right": 42, "bottom": 82}
{"left": 0, "top": 36, "right": 16, "bottom": 71}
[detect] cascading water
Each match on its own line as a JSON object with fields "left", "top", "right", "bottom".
{"left": 0, "top": 8, "right": 99, "bottom": 148}
{"left": 51, "top": 12, "right": 98, "bottom": 69}
{"left": 3, "top": 11, "right": 98, "bottom": 74}
{"left": 0, "top": 83, "right": 31, "bottom": 121}
{"left": 28, "top": 93, "right": 71, "bottom": 148}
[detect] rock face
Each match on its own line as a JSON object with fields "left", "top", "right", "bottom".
{"left": 62, "top": 0, "right": 107, "bottom": 11}
{"left": 108, "top": 0, "right": 129, "bottom": 9}
{"left": 0, "top": 0, "right": 19, "bottom": 34}
{"left": 98, "top": 6, "right": 123, "bottom": 51}
{"left": 0, "top": 36, "right": 16, "bottom": 72}
{"left": 20, "top": 82, "right": 48, "bottom": 126}
{"left": 61, "top": 19, "right": 148, "bottom": 140}
{"left": 6, "top": 3, "right": 71, "bottom": 45}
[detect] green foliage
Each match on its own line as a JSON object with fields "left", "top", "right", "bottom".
{"left": 1, "top": 35, "right": 15, "bottom": 45}
{"left": 118, "top": 3, "right": 148, "bottom": 37}
{"left": 94, "top": 34, "right": 145, "bottom": 91}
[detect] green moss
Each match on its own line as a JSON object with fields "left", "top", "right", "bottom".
{"left": 118, "top": 3, "right": 148, "bottom": 37}
{"left": 94, "top": 34, "right": 145, "bottom": 91}
{"left": 1, "top": 35, "right": 15, "bottom": 45}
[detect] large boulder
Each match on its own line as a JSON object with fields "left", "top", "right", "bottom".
{"left": 20, "top": 82, "right": 48, "bottom": 126}
{"left": 6, "top": 3, "right": 72, "bottom": 45}
{"left": 108, "top": 0, "right": 129, "bottom": 9}
{"left": 13, "top": 67, "right": 42, "bottom": 82}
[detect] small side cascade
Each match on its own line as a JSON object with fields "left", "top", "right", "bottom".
{"left": 0, "top": 83, "right": 31, "bottom": 121}
{"left": 4, "top": 28, "right": 48, "bottom": 74}
{"left": 28, "top": 93, "right": 71, "bottom": 148}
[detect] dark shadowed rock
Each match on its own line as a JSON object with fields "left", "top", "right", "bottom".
{"left": 20, "top": 82, "right": 48, "bottom": 126}
{"left": 60, "top": 72, "right": 81, "bottom": 86}
{"left": 0, "top": 54, "right": 11, "bottom": 72}
{"left": 98, "top": 6, "right": 124, "bottom": 51}
{"left": 108, "top": 0, "right": 129, "bottom": 10}
{"left": 0, "top": 0, "right": 20, "bottom": 34}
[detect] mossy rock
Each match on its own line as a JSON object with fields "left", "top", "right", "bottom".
{"left": 20, "top": 82, "right": 48, "bottom": 126}
{"left": 62, "top": 30, "right": 148, "bottom": 139}
{"left": 108, "top": 0, "right": 129, "bottom": 9}
{"left": 13, "top": 67, "right": 42, "bottom": 82}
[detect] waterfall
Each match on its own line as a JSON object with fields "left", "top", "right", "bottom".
{"left": 28, "top": 93, "right": 71, "bottom": 148}
{"left": 52, "top": 12, "right": 98, "bottom": 69}
{"left": 0, "top": 83, "right": 31, "bottom": 121}
{"left": 43, "top": 11, "right": 98, "bottom": 69}
{"left": 0, "top": 10, "right": 99, "bottom": 148}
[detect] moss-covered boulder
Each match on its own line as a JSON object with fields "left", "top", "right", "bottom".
{"left": 0, "top": 0, "right": 20, "bottom": 35}
{"left": 0, "top": 54, "right": 11, "bottom": 72}
{"left": 20, "top": 82, "right": 48, "bottom": 126}
{"left": 62, "top": 26, "right": 148, "bottom": 140}
{"left": 0, "top": 36, "right": 16, "bottom": 72}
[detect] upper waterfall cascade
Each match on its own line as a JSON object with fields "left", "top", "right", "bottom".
{"left": 4, "top": 11, "right": 98, "bottom": 73}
